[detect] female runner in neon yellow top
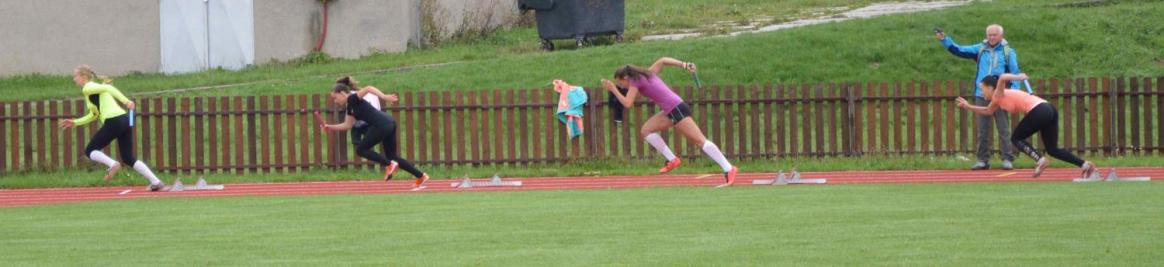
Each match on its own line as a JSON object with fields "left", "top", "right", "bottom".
{"left": 58, "top": 65, "right": 165, "bottom": 191}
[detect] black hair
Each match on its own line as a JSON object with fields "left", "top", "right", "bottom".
{"left": 613, "top": 65, "right": 652, "bottom": 81}
{"left": 332, "top": 76, "right": 356, "bottom": 93}
{"left": 981, "top": 75, "right": 1000, "bottom": 89}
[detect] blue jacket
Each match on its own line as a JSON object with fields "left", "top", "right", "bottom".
{"left": 941, "top": 37, "right": 1027, "bottom": 97}
{"left": 556, "top": 86, "right": 588, "bottom": 139}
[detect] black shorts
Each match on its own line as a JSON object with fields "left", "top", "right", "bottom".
{"left": 666, "top": 102, "right": 693, "bottom": 124}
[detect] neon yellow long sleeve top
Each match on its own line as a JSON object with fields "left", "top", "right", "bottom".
{"left": 73, "top": 82, "right": 130, "bottom": 126}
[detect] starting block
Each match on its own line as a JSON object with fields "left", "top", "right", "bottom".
{"left": 752, "top": 169, "right": 827, "bottom": 185}
{"left": 451, "top": 174, "right": 523, "bottom": 189}
{"left": 1073, "top": 169, "right": 1151, "bottom": 183}
{"left": 169, "top": 176, "right": 225, "bottom": 192}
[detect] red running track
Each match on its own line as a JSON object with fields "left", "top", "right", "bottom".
{"left": 2, "top": 167, "right": 1160, "bottom": 208}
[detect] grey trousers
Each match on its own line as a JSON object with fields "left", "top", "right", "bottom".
{"left": 975, "top": 97, "right": 1015, "bottom": 162}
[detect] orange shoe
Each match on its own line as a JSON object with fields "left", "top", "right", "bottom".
{"left": 383, "top": 161, "right": 399, "bottom": 181}
{"left": 413, "top": 174, "right": 430, "bottom": 189}
{"left": 1032, "top": 158, "right": 1050, "bottom": 178}
{"left": 716, "top": 167, "right": 738, "bottom": 188}
{"left": 658, "top": 158, "right": 682, "bottom": 173}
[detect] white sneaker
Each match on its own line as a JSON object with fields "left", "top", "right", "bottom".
{"left": 1080, "top": 161, "right": 1098, "bottom": 179}
{"left": 1001, "top": 160, "right": 1014, "bottom": 170}
{"left": 103, "top": 163, "right": 122, "bottom": 182}
{"left": 1032, "top": 158, "right": 1050, "bottom": 178}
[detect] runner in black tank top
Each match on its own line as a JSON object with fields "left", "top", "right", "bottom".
{"left": 321, "top": 76, "right": 430, "bottom": 189}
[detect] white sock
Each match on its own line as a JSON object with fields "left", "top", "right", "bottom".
{"left": 132, "top": 161, "right": 162, "bottom": 185}
{"left": 644, "top": 133, "right": 677, "bottom": 161}
{"left": 701, "top": 141, "right": 733, "bottom": 172}
{"left": 88, "top": 151, "right": 119, "bottom": 168}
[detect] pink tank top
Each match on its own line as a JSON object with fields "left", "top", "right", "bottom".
{"left": 995, "top": 90, "right": 1046, "bottom": 113}
{"left": 629, "top": 75, "right": 683, "bottom": 112}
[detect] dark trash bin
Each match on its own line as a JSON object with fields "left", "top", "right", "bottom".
{"left": 518, "top": 0, "right": 625, "bottom": 51}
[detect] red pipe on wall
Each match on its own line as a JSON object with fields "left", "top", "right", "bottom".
{"left": 314, "top": 0, "right": 330, "bottom": 52}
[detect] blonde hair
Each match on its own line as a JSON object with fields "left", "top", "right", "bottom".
{"left": 76, "top": 64, "right": 112, "bottom": 84}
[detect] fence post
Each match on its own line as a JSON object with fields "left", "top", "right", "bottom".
{"left": 1158, "top": 77, "right": 1164, "bottom": 154}
{"left": 1107, "top": 77, "right": 1121, "bottom": 155}
{"left": 1119, "top": 77, "right": 1127, "bottom": 155}
{"left": 844, "top": 83, "right": 858, "bottom": 156}
{"left": 585, "top": 88, "right": 600, "bottom": 159}
{"left": 22, "top": 103, "right": 32, "bottom": 171}
{"left": 0, "top": 103, "right": 6, "bottom": 172}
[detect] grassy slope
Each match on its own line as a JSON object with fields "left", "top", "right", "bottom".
{"left": 1, "top": 0, "right": 1161, "bottom": 101}
{"left": 1, "top": 182, "right": 1161, "bottom": 265}
{"left": 0, "top": 0, "right": 876, "bottom": 101}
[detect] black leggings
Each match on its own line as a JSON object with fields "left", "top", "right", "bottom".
{"left": 85, "top": 114, "right": 137, "bottom": 164}
{"left": 351, "top": 121, "right": 369, "bottom": 145}
{"left": 356, "top": 119, "right": 424, "bottom": 178}
{"left": 1011, "top": 103, "right": 1085, "bottom": 167}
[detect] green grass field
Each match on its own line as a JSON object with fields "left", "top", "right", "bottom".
{"left": 1, "top": 0, "right": 1161, "bottom": 101}
{"left": 2, "top": 183, "right": 1161, "bottom": 265}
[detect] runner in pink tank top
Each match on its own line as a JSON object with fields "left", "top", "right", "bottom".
{"left": 956, "top": 74, "right": 1097, "bottom": 178}
{"left": 603, "top": 57, "right": 738, "bottom": 187}
{"left": 629, "top": 75, "right": 683, "bottom": 113}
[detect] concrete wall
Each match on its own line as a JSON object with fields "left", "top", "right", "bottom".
{"left": 409, "top": 0, "right": 519, "bottom": 42}
{"left": 254, "top": 0, "right": 412, "bottom": 64}
{"left": 435, "top": 0, "right": 518, "bottom": 35}
{"left": 0, "top": 0, "right": 160, "bottom": 76}
{"left": 251, "top": 0, "right": 518, "bottom": 66}
{"left": 253, "top": 0, "right": 316, "bottom": 65}
{"left": 0, "top": 0, "right": 514, "bottom": 77}
{"left": 318, "top": 0, "right": 412, "bottom": 59}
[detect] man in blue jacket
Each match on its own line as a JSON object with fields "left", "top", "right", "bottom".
{"left": 937, "top": 24, "right": 1028, "bottom": 170}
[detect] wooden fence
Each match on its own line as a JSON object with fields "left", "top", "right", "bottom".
{"left": 1, "top": 77, "right": 1161, "bottom": 174}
